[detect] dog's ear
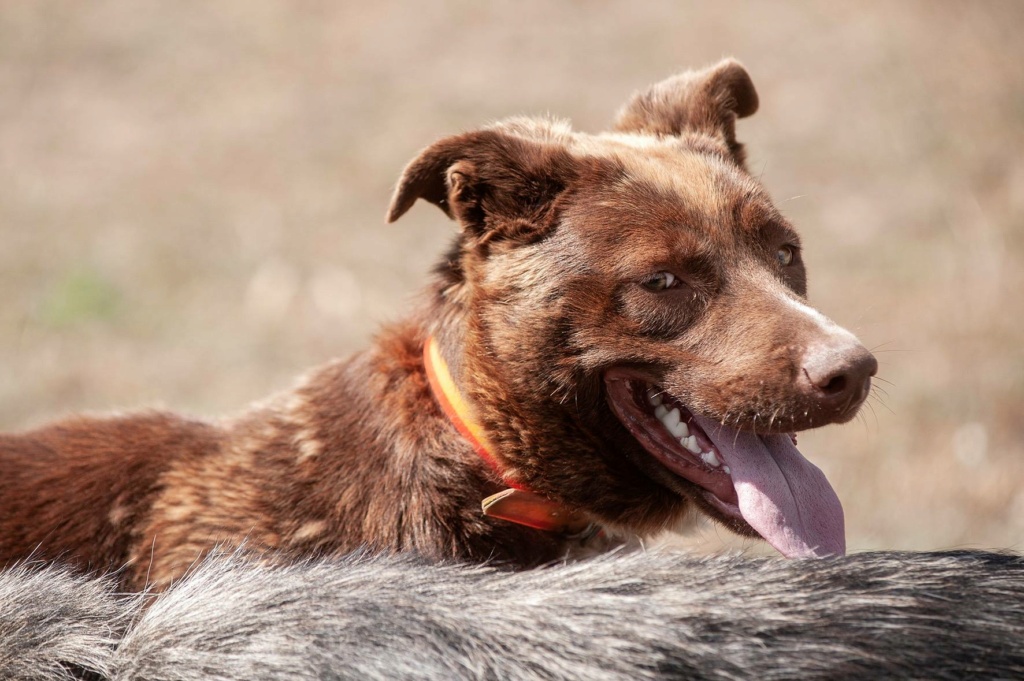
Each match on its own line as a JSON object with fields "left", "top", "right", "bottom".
{"left": 386, "top": 129, "right": 575, "bottom": 239}
{"left": 613, "top": 59, "right": 758, "bottom": 167}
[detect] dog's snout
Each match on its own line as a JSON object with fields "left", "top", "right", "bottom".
{"left": 801, "top": 342, "right": 878, "bottom": 418}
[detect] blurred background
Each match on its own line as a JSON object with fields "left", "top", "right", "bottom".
{"left": 1, "top": 1, "right": 1022, "bottom": 554}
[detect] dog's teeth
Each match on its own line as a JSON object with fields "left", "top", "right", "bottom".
{"left": 654, "top": 404, "right": 669, "bottom": 419}
{"left": 667, "top": 414, "right": 687, "bottom": 438}
{"left": 675, "top": 423, "right": 690, "bottom": 446}
{"left": 700, "top": 450, "right": 721, "bottom": 467}
{"left": 683, "top": 435, "right": 701, "bottom": 455}
{"left": 723, "top": 465, "right": 731, "bottom": 475}
{"left": 662, "top": 407, "right": 680, "bottom": 429}
{"left": 663, "top": 408, "right": 681, "bottom": 433}
{"left": 647, "top": 389, "right": 663, "bottom": 406}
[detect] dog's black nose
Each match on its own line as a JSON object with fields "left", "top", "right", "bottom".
{"left": 801, "top": 342, "right": 878, "bottom": 419}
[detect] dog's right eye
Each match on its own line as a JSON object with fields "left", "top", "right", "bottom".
{"left": 777, "top": 245, "right": 796, "bottom": 267}
{"left": 641, "top": 272, "right": 679, "bottom": 292}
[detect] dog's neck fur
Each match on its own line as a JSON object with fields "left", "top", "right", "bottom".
{"left": 424, "top": 331, "right": 597, "bottom": 534}
{"left": 315, "top": 310, "right": 613, "bottom": 560}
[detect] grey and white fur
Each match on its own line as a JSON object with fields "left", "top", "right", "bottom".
{"left": 1, "top": 550, "right": 1022, "bottom": 680}
{"left": 0, "top": 563, "right": 133, "bottom": 681}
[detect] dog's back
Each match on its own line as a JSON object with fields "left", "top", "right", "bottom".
{"left": 3, "top": 549, "right": 1022, "bottom": 680}
{"left": 0, "top": 412, "right": 222, "bottom": 575}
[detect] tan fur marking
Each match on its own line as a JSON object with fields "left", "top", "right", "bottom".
{"left": 293, "top": 520, "right": 328, "bottom": 542}
{"left": 296, "top": 431, "right": 324, "bottom": 462}
{"left": 108, "top": 502, "right": 129, "bottom": 527}
{"left": 161, "top": 503, "right": 195, "bottom": 522}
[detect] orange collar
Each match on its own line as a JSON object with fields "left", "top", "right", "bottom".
{"left": 423, "top": 336, "right": 592, "bottom": 534}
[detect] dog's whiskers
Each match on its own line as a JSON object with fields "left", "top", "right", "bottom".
{"left": 870, "top": 384, "right": 891, "bottom": 399}
{"left": 867, "top": 389, "right": 894, "bottom": 416}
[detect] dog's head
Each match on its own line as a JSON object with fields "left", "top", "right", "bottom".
{"left": 388, "top": 60, "right": 876, "bottom": 557}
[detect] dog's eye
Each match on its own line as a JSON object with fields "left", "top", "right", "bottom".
{"left": 641, "top": 272, "right": 678, "bottom": 292}
{"left": 777, "top": 246, "right": 796, "bottom": 267}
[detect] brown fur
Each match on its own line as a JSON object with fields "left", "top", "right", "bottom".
{"left": 0, "top": 60, "right": 876, "bottom": 590}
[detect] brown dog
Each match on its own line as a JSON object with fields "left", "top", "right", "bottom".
{"left": 0, "top": 60, "right": 876, "bottom": 590}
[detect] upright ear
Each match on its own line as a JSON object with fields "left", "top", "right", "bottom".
{"left": 613, "top": 59, "right": 759, "bottom": 167}
{"left": 386, "top": 128, "right": 575, "bottom": 241}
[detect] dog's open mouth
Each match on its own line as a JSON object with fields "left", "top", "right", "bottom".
{"left": 604, "top": 368, "right": 845, "bottom": 558}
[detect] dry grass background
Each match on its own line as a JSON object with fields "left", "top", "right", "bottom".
{"left": 1, "top": 1, "right": 1022, "bottom": 554}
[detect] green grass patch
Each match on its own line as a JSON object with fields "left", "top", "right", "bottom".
{"left": 38, "top": 268, "right": 121, "bottom": 328}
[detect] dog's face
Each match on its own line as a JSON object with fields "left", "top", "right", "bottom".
{"left": 388, "top": 61, "right": 876, "bottom": 557}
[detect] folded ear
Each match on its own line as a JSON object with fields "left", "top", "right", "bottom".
{"left": 386, "top": 129, "right": 575, "bottom": 241}
{"left": 613, "top": 59, "right": 759, "bottom": 167}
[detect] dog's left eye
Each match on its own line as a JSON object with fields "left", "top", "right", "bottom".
{"left": 641, "top": 272, "right": 679, "bottom": 292}
{"left": 777, "top": 246, "right": 795, "bottom": 267}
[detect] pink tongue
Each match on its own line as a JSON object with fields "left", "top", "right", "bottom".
{"left": 691, "top": 415, "right": 845, "bottom": 558}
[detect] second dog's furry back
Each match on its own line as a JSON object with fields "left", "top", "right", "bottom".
{"left": 3, "top": 550, "right": 1022, "bottom": 680}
